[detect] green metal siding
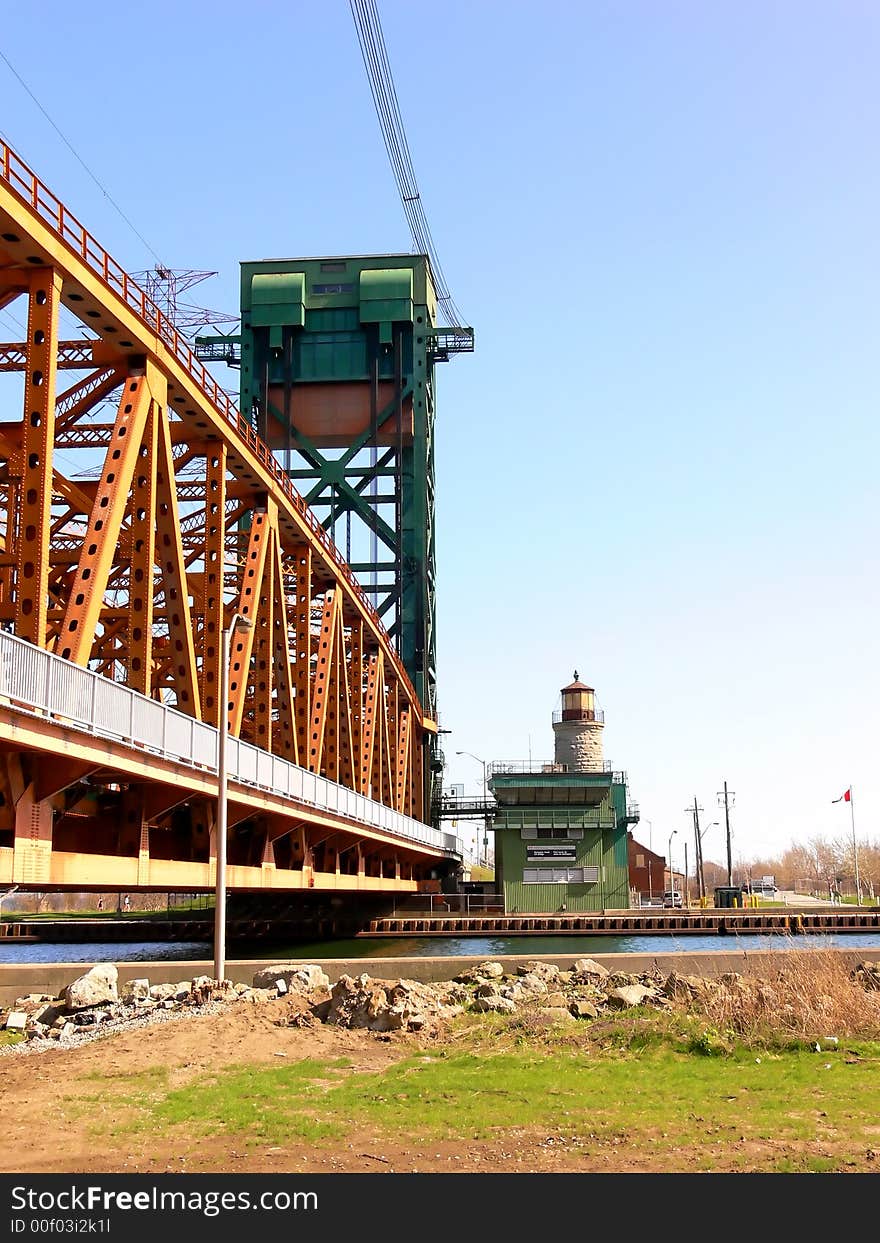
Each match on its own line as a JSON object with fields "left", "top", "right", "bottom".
{"left": 359, "top": 268, "right": 414, "bottom": 335}
{"left": 498, "top": 828, "right": 629, "bottom": 913}
{"left": 296, "top": 331, "right": 367, "bottom": 381}
{"left": 495, "top": 782, "right": 631, "bottom": 912}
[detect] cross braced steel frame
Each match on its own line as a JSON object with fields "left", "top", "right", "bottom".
{"left": 0, "top": 137, "right": 434, "bottom": 850}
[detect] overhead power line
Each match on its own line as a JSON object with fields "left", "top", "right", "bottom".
{"left": 349, "top": 0, "right": 468, "bottom": 329}
{"left": 0, "top": 47, "right": 165, "bottom": 267}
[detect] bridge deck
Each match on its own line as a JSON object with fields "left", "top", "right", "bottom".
{"left": 0, "top": 628, "right": 458, "bottom": 892}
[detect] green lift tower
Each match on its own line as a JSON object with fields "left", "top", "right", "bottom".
{"left": 196, "top": 254, "right": 472, "bottom": 816}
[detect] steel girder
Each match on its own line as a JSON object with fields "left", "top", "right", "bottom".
{"left": 0, "top": 138, "right": 429, "bottom": 827}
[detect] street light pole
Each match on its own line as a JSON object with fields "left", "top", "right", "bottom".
{"left": 214, "top": 612, "right": 252, "bottom": 983}
{"left": 456, "top": 750, "right": 488, "bottom": 866}
{"left": 668, "top": 829, "right": 677, "bottom": 900}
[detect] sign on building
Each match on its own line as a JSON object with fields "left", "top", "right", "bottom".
{"left": 526, "top": 845, "right": 578, "bottom": 860}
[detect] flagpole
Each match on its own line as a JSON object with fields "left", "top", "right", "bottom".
{"left": 850, "top": 788, "right": 862, "bottom": 907}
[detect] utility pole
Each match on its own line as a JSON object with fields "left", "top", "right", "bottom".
{"left": 688, "top": 798, "right": 705, "bottom": 900}
{"left": 684, "top": 841, "right": 689, "bottom": 908}
{"left": 717, "top": 781, "right": 735, "bottom": 886}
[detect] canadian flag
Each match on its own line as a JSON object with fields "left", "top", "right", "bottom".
{"left": 832, "top": 788, "right": 852, "bottom": 804}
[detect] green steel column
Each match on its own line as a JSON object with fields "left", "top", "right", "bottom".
{"left": 234, "top": 255, "right": 447, "bottom": 816}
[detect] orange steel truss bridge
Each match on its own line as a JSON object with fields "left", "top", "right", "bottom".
{"left": 0, "top": 139, "right": 459, "bottom": 896}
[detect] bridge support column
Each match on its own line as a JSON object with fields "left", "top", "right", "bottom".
{"left": 208, "top": 815, "right": 217, "bottom": 889}
{"left": 137, "top": 819, "right": 150, "bottom": 887}
{"left": 12, "top": 783, "right": 53, "bottom": 885}
{"left": 260, "top": 833, "right": 275, "bottom": 888}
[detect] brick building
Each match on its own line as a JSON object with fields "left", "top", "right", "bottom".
{"left": 627, "top": 832, "right": 677, "bottom": 902}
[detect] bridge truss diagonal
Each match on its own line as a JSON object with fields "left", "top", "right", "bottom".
{"left": 0, "top": 138, "right": 453, "bottom": 895}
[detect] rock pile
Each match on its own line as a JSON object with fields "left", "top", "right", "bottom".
{"left": 853, "top": 960, "right": 880, "bottom": 991}
{"left": 3, "top": 957, "right": 879, "bottom": 1050}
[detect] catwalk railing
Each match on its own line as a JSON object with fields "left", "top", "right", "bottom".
{"left": 0, "top": 630, "right": 457, "bottom": 856}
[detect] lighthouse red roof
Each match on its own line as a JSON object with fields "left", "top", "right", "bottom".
{"left": 561, "top": 670, "right": 594, "bottom": 694}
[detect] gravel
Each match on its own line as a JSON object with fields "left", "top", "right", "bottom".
{"left": 0, "top": 997, "right": 233, "bottom": 1058}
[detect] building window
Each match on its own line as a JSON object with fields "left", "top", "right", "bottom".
{"left": 521, "top": 826, "right": 582, "bottom": 840}
{"left": 522, "top": 866, "right": 599, "bottom": 884}
{"left": 636, "top": 853, "right": 645, "bottom": 868}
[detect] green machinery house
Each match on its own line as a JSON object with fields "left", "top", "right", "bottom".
{"left": 488, "top": 674, "right": 638, "bottom": 912}
{"left": 195, "top": 253, "right": 472, "bottom": 813}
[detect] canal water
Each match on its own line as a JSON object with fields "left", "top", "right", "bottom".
{"left": 2, "top": 931, "right": 880, "bottom": 964}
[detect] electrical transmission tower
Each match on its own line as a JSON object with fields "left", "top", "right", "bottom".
{"left": 129, "top": 267, "right": 239, "bottom": 336}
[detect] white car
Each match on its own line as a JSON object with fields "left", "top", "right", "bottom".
{"left": 663, "top": 890, "right": 683, "bottom": 908}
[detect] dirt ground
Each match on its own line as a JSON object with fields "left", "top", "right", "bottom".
{"left": 3, "top": 999, "right": 582, "bottom": 1175}
{"left": 3, "top": 999, "right": 591, "bottom": 1175}
{"left": 3, "top": 994, "right": 875, "bottom": 1175}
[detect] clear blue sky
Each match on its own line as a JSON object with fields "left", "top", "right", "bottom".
{"left": 1, "top": 2, "right": 877, "bottom": 871}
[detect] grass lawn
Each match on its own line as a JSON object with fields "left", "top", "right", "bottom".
{"left": 90, "top": 1013, "right": 880, "bottom": 1173}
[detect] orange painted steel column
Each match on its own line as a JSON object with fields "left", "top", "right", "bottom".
{"left": 201, "top": 444, "right": 227, "bottom": 728}
{"left": 16, "top": 268, "right": 62, "bottom": 646}
{"left": 336, "top": 608, "right": 355, "bottom": 792}
{"left": 228, "top": 510, "right": 269, "bottom": 737}
{"left": 360, "top": 652, "right": 379, "bottom": 796}
{"left": 253, "top": 525, "right": 274, "bottom": 753}
{"left": 396, "top": 705, "right": 411, "bottom": 814}
{"left": 127, "top": 401, "right": 157, "bottom": 695}
{"left": 58, "top": 374, "right": 151, "bottom": 663}
{"left": 350, "top": 618, "right": 364, "bottom": 783}
{"left": 308, "top": 590, "right": 338, "bottom": 773}
{"left": 153, "top": 387, "right": 201, "bottom": 718}
{"left": 269, "top": 528, "right": 297, "bottom": 761}
{"left": 293, "top": 545, "right": 312, "bottom": 762}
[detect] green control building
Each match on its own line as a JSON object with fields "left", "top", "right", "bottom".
{"left": 489, "top": 674, "right": 638, "bottom": 912}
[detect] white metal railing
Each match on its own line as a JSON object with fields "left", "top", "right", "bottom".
{"left": 488, "top": 762, "right": 627, "bottom": 783}
{"left": 0, "top": 629, "right": 457, "bottom": 855}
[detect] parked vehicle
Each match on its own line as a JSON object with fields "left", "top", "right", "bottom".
{"left": 663, "top": 890, "right": 682, "bottom": 908}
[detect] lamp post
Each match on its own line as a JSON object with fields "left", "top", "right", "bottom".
{"left": 667, "top": 829, "right": 677, "bottom": 901}
{"left": 456, "top": 751, "right": 487, "bottom": 865}
{"left": 698, "top": 820, "right": 718, "bottom": 902}
{"left": 214, "top": 612, "right": 252, "bottom": 983}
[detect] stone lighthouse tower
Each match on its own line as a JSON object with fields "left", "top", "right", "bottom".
{"left": 552, "top": 671, "right": 605, "bottom": 773}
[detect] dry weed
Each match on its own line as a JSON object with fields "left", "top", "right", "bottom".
{"left": 696, "top": 949, "right": 880, "bottom": 1041}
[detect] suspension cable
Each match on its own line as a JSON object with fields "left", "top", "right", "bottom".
{"left": 349, "top": 0, "right": 468, "bottom": 328}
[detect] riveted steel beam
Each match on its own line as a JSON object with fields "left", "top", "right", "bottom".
{"left": 15, "top": 269, "right": 62, "bottom": 646}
